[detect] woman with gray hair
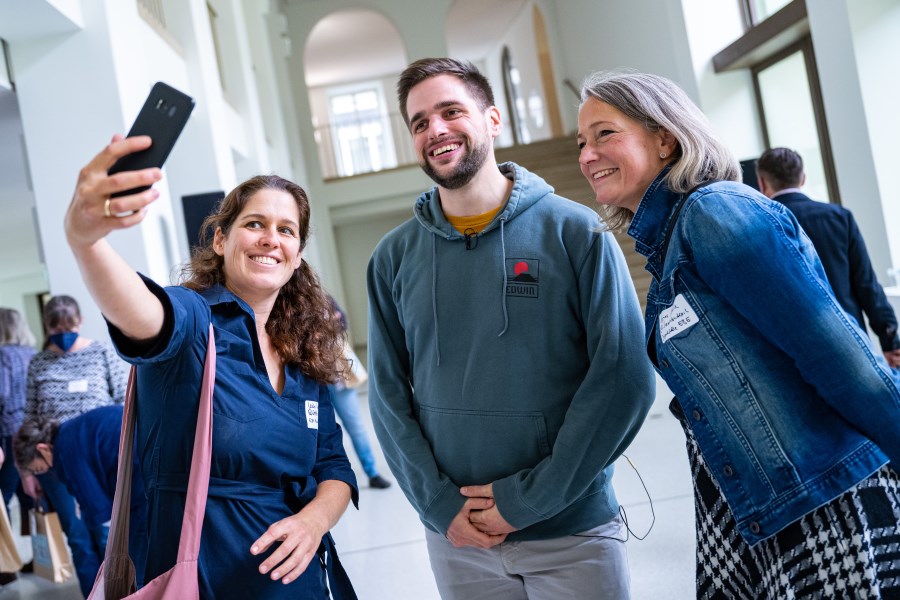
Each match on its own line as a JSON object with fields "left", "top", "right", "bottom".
{"left": 0, "top": 308, "right": 36, "bottom": 584}
{"left": 577, "top": 70, "right": 900, "bottom": 597}
{"left": 0, "top": 309, "right": 36, "bottom": 481}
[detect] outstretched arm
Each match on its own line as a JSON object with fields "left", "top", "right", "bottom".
{"left": 64, "top": 135, "right": 166, "bottom": 341}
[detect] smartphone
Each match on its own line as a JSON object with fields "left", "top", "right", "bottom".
{"left": 108, "top": 81, "right": 195, "bottom": 197}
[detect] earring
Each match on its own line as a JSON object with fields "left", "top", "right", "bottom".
{"left": 660, "top": 152, "right": 667, "bottom": 159}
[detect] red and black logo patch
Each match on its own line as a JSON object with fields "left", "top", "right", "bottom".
{"left": 506, "top": 258, "right": 539, "bottom": 298}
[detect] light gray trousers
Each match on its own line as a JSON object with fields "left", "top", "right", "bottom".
{"left": 424, "top": 516, "right": 630, "bottom": 600}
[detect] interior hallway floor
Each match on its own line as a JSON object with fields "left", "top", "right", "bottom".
{"left": 0, "top": 374, "right": 695, "bottom": 599}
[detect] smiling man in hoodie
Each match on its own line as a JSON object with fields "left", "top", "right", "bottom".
{"left": 366, "top": 58, "right": 655, "bottom": 600}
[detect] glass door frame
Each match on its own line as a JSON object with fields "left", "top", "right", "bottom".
{"left": 750, "top": 36, "right": 840, "bottom": 203}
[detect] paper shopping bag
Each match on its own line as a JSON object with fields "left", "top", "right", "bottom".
{"left": 0, "top": 499, "right": 22, "bottom": 572}
{"left": 31, "top": 509, "right": 74, "bottom": 583}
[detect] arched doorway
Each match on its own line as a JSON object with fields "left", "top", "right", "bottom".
{"left": 304, "top": 9, "right": 409, "bottom": 178}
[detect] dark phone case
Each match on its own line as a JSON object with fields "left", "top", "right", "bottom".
{"left": 108, "top": 81, "right": 195, "bottom": 198}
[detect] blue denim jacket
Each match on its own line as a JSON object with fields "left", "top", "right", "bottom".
{"left": 628, "top": 172, "right": 900, "bottom": 546}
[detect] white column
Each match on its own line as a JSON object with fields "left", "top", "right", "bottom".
{"left": 807, "top": 0, "right": 895, "bottom": 283}
{"left": 6, "top": 0, "right": 143, "bottom": 340}
{"left": 6, "top": 0, "right": 235, "bottom": 340}
{"left": 845, "top": 0, "right": 900, "bottom": 284}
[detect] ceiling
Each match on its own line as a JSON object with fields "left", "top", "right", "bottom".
{"left": 303, "top": 0, "right": 527, "bottom": 87}
{"left": 303, "top": 10, "right": 408, "bottom": 88}
{"left": 445, "top": 0, "right": 529, "bottom": 60}
{"left": 0, "top": 0, "right": 527, "bottom": 283}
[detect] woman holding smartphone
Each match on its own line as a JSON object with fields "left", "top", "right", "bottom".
{"left": 63, "top": 134, "right": 359, "bottom": 599}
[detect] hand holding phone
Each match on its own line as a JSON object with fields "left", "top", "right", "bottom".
{"left": 107, "top": 81, "right": 195, "bottom": 197}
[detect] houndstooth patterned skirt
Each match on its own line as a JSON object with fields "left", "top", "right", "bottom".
{"left": 684, "top": 426, "right": 900, "bottom": 599}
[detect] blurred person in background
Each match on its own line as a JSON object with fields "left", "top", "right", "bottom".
{"left": 327, "top": 298, "right": 391, "bottom": 490}
{"left": 0, "top": 307, "right": 37, "bottom": 585}
{"left": 22, "top": 294, "right": 128, "bottom": 596}
{"left": 14, "top": 405, "right": 148, "bottom": 586}
{"left": 756, "top": 147, "right": 900, "bottom": 368}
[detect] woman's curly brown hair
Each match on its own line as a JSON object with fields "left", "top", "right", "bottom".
{"left": 179, "top": 175, "right": 347, "bottom": 384}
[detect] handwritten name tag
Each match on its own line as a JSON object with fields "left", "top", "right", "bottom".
{"left": 659, "top": 294, "right": 699, "bottom": 343}
{"left": 68, "top": 379, "right": 89, "bottom": 393}
{"left": 305, "top": 400, "right": 319, "bottom": 429}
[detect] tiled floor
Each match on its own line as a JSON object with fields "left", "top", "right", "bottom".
{"left": 0, "top": 374, "right": 695, "bottom": 599}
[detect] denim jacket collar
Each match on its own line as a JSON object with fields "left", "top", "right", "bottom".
{"left": 627, "top": 166, "right": 681, "bottom": 280}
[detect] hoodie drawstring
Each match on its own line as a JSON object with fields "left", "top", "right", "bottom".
{"left": 498, "top": 218, "right": 509, "bottom": 337}
{"left": 433, "top": 218, "right": 508, "bottom": 358}
{"left": 431, "top": 233, "right": 441, "bottom": 366}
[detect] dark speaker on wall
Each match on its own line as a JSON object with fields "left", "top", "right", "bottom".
{"left": 182, "top": 191, "right": 225, "bottom": 250}
{"left": 739, "top": 159, "right": 760, "bottom": 191}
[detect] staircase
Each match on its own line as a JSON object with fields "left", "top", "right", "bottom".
{"left": 496, "top": 137, "right": 652, "bottom": 309}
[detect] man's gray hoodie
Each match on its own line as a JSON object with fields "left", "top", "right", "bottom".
{"left": 367, "top": 162, "right": 655, "bottom": 540}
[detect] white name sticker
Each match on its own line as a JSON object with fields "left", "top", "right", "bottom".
{"left": 659, "top": 294, "right": 699, "bottom": 343}
{"left": 305, "top": 400, "right": 319, "bottom": 429}
{"left": 68, "top": 379, "right": 89, "bottom": 393}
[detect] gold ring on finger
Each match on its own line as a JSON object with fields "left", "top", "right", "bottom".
{"left": 104, "top": 198, "right": 112, "bottom": 218}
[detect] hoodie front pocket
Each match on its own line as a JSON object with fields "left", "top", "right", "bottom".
{"left": 416, "top": 404, "right": 551, "bottom": 486}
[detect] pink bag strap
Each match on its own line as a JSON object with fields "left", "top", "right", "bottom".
{"left": 106, "top": 324, "right": 215, "bottom": 564}
{"left": 177, "top": 324, "right": 215, "bottom": 560}
{"left": 105, "top": 366, "right": 138, "bottom": 564}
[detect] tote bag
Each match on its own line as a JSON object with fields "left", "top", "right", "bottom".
{"left": 0, "top": 499, "right": 23, "bottom": 573}
{"left": 88, "top": 325, "right": 216, "bottom": 600}
{"left": 31, "top": 508, "right": 73, "bottom": 582}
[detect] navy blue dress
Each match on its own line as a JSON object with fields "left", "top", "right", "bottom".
{"left": 109, "top": 277, "right": 359, "bottom": 599}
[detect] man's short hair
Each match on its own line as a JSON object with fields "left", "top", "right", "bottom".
{"left": 396, "top": 57, "right": 495, "bottom": 128}
{"left": 757, "top": 147, "right": 805, "bottom": 190}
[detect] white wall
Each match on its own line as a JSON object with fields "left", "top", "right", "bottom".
{"left": 11, "top": 0, "right": 135, "bottom": 341}
{"left": 0, "top": 271, "right": 47, "bottom": 346}
{"left": 531, "top": 0, "right": 578, "bottom": 134}
{"left": 7, "top": 0, "right": 293, "bottom": 340}
{"left": 0, "top": 45, "right": 10, "bottom": 90}
{"left": 848, "top": 0, "right": 900, "bottom": 279}
{"left": 553, "top": 0, "right": 698, "bottom": 114}
{"left": 333, "top": 208, "right": 414, "bottom": 360}
{"left": 680, "top": 0, "right": 763, "bottom": 162}
{"left": 108, "top": 4, "right": 192, "bottom": 286}
{"left": 807, "top": 0, "right": 893, "bottom": 284}
{"left": 482, "top": 1, "right": 550, "bottom": 147}
{"left": 241, "top": 2, "right": 301, "bottom": 181}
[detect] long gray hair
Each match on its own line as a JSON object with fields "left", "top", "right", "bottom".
{"left": 580, "top": 70, "right": 740, "bottom": 230}
{"left": 0, "top": 308, "right": 36, "bottom": 346}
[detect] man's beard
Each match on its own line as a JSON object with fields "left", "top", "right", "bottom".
{"left": 420, "top": 136, "right": 491, "bottom": 189}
